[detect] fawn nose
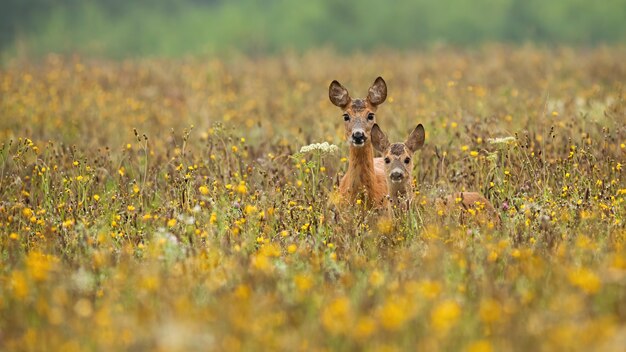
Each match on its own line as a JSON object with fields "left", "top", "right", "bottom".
{"left": 352, "top": 130, "right": 366, "bottom": 145}
{"left": 390, "top": 170, "right": 404, "bottom": 182}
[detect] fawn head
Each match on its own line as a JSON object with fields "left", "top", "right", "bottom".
{"left": 329, "top": 77, "right": 387, "bottom": 147}
{"left": 371, "top": 123, "right": 425, "bottom": 183}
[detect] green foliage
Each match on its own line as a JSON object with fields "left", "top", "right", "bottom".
{"left": 2, "top": 0, "right": 626, "bottom": 58}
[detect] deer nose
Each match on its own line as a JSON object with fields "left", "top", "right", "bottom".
{"left": 390, "top": 170, "right": 404, "bottom": 182}
{"left": 352, "top": 131, "right": 366, "bottom": 144}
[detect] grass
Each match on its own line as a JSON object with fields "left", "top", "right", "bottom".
{"left": 0, "top": 46, "right": 625, "bottom": 351}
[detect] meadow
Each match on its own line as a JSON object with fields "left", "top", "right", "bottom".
{"left": 0, "top": 46, "right": 625, "bottom": 351}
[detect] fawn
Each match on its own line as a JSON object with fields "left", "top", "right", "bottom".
{"left": 329, "top": 77, "right": 389, "bottom": 207}
{"left": 371, "top": 123, "right": 425, "bottom": 209}
{"left": 372, "top": 123, "right": 501, "bottom": 226}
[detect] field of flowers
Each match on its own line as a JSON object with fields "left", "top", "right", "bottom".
{"left": 1, "top": 46, "right": 625, "bottom": 351}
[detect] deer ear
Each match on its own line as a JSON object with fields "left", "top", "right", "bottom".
{"left": 405, "top": 124, "right": 425, "bottom": 152}
{"left": 329, "top": 80, "right": 350, "bottom": 108}
{"left": 371, "top": 124, "right": 390, "bottom": 153}
{"left": 367, "top": 77, "right": 387, "bottom": 106}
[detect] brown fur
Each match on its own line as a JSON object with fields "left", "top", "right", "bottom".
{"left": 441, "top": 192, "right": 502, "bottom": 227}
{"left": 329, "top": 78, "right": 389, "bottom": 207}
{"left": 372, "top": 124, "right": 501, "bottom": 227}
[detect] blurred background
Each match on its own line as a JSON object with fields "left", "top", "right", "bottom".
{"left": 2, "top": 0, "right": 626, "bottom": 59}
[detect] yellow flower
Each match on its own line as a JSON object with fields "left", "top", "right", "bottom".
{"left": 93, "top": 194, "right": 100, "bottom": 201}
{"left": 244, "top": 204, "right": 258, "bottom": 215}
{"left": 287, "top": 244, "right": 297, "bottom": 254}
{"left": 379, "top": 298, "right": 411, "bottom": 331}
{"left": 466, "top": 340, "right": 493, "bottom": 352}
{"left": 127, "top": 205, "right": 135, "bottom": 212}
{"left": 236, "top": 182, "right": 247, "bottom": 195}
{"left": 568, "top": 268, "right": 601, "bottom": 294}
{"left": 10, "top": 271, "right": 29, "bottom": 299}
{"left": 431, "top": 299, "right": 461, "bottom": 334}
{"left": 376, "top": 217, "right": 393, "bottom": 234}
{"left": 167, "top": 218, "right": 177, "bottom": 227}
{"left": 199, "top": 185, "right": 209, "bottom": 195}
{"left": 294, "top": 274, "right": 312, "bottom": 293}
{"left": 479, "top": 299, "right": 502, "bottom": 323}
{"left": 25, "top": 251, "right": 59, "bottom": 282}
{"left": 22, "top": 207, "right": 33, "bottom": 218}
{"left": 321, "top": 297, "right": 352, "bottom": 335}
{"left": 353, "top": 317, "right": 376, "bottom": 339}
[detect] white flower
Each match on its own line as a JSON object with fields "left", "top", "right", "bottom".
{"left": 488, "top": 136, "right": 516, "bottom": 145}
{"left": 299, "top": 142, "right": 339, "bottom": 154}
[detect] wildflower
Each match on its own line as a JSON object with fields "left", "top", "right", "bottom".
{"left": 93, "top": 194, "right": 100, "bottom": 201}
{"left": 287, "top": 244, "right": 297, "bottom": 254}
{"left": 376, "top": 218, "right": 393, "bottom": 234}
{"left": 22, "top": 207, "right": 33, "bottom": 218}
{"left": 466, "top": 340, "right": 493, "bottom": 352}
{"left": 379, "top": 298, "right": 411, "bottom": 331}
{"left": 488, "top": 136, "right": 516, "bottom": 145}
{"left": 199, "top": 185, "right": 209, "bottom": 195}
{"left": 369, "top": 270, "right": 385, "bottom": 287}
{"left": 353, "top": 317, "right": 376, "bottom": 339}
{"left": 244, "top": 205, "right": 258, "bottom": 215}
{"left": 10, "top": 271, "right": 28, "bottom": 299}
{"left": 321, "top": 297, "right": 352, "bottom": 335}
{"left": 431, "top": 299, "right": 461, "bottom": 334}
{"left": 294, "top": 274, "right": 312, "bottom": 293}
{"left": 236, "top": 182, "right": 247, "bottom": 195}
{"left": 127, "top": 205, "right": 135, "bottom": 212}
{"left": 299, "top": 142, "right": 338, "bottom": 154}
{"left": 568, "top": 268, "right": 601, "bottom": 294}
{"left": 470, "top": 150, "right": 479, "bottom": 157}
{"left": 479, "top": 299, "right": 502, "bottom": 323}
{"left": 167, "top": 218, "right": 177, "bottom": 228}
{"left": 25, "top": 251, "right": 59, "bottom": 282}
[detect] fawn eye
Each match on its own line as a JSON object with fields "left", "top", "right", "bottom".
{"left": 404, "top": 157, "right": 411, "bottom": 164}
{"left": 367, "top": 112, "right": 375, "bottom": 120}
{"left": 343, "top": 113, "right": 350, "bottom": 121}
{"left": 384, "top": 157, "right": 391, "bottom": 164}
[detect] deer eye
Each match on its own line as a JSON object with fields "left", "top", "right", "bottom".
{"left": 343, "top": 113, "right": 350, "bottom": 121}
{"left": 367, "top": 112, "right": 375, "bottom": 121}
{"left": 384, "top": 157, "right": 391, "bottom": 164}
{"left": 404, "top": 157, "right": 411, "bottom": 164}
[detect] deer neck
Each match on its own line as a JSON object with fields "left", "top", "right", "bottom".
{"left": 346, "top": 143, "right": 377, "bottom": 193}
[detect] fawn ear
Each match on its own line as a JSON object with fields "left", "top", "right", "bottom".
{"left": 329, "top": 80, "right": 351, "bottom": 108}
{"left": 367, "top": 77, "right": 387, "bottom": 106}
{"left": 371, "top": 124, "right": 390, "bottom": 153}
{"left": 405, "top": 124, "right": 425, "bottom": 152}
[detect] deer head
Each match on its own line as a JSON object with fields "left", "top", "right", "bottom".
{"left": 372, "top": 123, "right": 425, "bottom": 187}
{"left": 329, "top": 77, "right": 387, "bottom": 148}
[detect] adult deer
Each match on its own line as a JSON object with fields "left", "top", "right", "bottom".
{"left": 329, "top": 77, "right": 388, "bottom": 207}
{"left": 372, "top": 123, "right": 501, "bottom": 226}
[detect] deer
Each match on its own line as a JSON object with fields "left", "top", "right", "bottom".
{"left": 371, "top": 123, "right": 501, "bottom": 227}
{"left": 329, "top": 77, "right": 389, "bottom": 208}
